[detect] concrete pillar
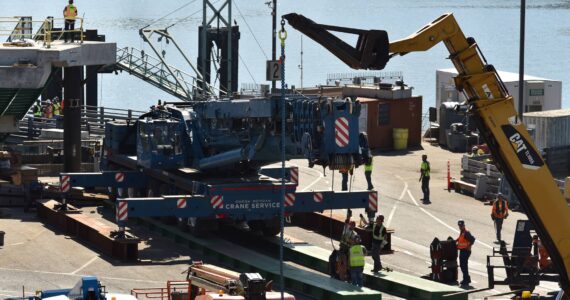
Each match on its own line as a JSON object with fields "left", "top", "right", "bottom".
{"left": 85, "top": 65, "right": 98, "bottom": 108}
{"left": 64, "top": 66, "right": 82, "bottom": 172}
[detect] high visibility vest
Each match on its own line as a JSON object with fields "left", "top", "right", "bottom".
{"left": 492, "top": 199, "right": 508, "bottom": 219}
{"left": 364, "top": 158, "right": 373, "bottom": 172}
{"left": 64, "top": 5, "right": 77, "bottom": 20}
{"left": 372, "top": 223, "right": 385, "bottom": 241}
{"left": 536, "top": 240, "right": 551, "bottom": 269}
{"left": 421, "top": 161, "right": 430, "bottom": 177}
{"left": 34, "top": 104, "right": 42, "bottom": 116}
{"left": 457, "top": 230, "right": 472, "bottom": 251}
{"left": 53, "top": 102, "right": 61, "bottom": 116}
{"left": 349, "top": 245, "right": 365, "bottom": 267}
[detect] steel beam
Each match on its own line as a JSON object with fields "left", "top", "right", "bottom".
{"left": 63, "top": 66, "right": 82, "bottom": 172}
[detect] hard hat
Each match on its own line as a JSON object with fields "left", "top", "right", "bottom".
{"left": 497, "top": 193, "right": 506, "bottom": 199}
{"left": 458, "top": 219, "right": 465, "bottom": 226}
{"left": 376, "top": 215, "right": 384, "bottom": 221}
{"left": 353, "top": 235, "right": 362, "bottom": 243}
{"left": 53, "top": 96, "right": 59, "bottom": 101}
{"left": 472, "top": 146, "right": 478, "bottom": 150}
{"left": 46, "top": 99, "right": 52, "bottom": 104}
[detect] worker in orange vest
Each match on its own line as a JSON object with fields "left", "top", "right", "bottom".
{"left": 491, "top": 193, "right": 509, "bottom": 242}
{"left": 456, "top": 219, "right": 476, "bottom": 285}
{"left": 63, "top": 0, "right": 78, "bottom": 43}
{"left": 532, "top": 235, "right": 552, "bottom": 270}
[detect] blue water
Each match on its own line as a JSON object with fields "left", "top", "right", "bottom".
{"left": 3, "top": 0, "right": 569, "bottom": 112}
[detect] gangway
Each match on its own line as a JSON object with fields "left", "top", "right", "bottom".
{"left": 115, "top": 47, "right": 218, "bottom": 102}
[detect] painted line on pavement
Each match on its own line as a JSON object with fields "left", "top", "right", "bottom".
{"left": 407, "top": 189, "right": 492, "bottom": 249}
{"left": 300, "top": 166, "right": 325, "bottom": 192}
{"left": 70, "top": 256, "right": 99, "bottom": 274}
{"left": 386, "top": 203, "right": 398, "bottom": 228}
{"left": 0, "top": 267, "right": 164, "bottom": 284}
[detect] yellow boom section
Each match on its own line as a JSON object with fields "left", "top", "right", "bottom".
{"left": 391, "top": 13, "right": 570, "bottom": 292}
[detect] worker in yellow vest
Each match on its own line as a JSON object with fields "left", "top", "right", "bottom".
{"left": 419, "top": 154, "right": 431, "bottom": 204}
{"left": 364, "top": 156, "right": 374, "bottom": 190}
{"left": 63, "top": 0, "right": 78, "bottom": 43}
{"left": 53, "top": 98, "right": 61, "bottom": 117}
{"left": 348, "top": 235, "right": 366, "bottom": 287}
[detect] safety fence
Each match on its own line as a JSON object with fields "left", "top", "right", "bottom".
{"left": 20, "top": 104, "right": 144, "bottom": 139}
{"left": 1, "top": 16, "right": 85, "bottom": 47}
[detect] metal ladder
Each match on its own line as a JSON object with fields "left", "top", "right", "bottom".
{"left": 116, "top": 47, "right": 216, "bottom": 102}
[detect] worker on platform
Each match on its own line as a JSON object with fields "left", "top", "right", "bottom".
{"left": 371, "top": 214, "right": 387, "bottom": 273}
{"left": 340, "top": 212, "right": 357, "bottom": 252}
{"left": 419, "top": 154, "right": 431, "bottom": 204}
{"left": 456, "top": 219, "right": 476, "bottom": 285}
{"left": 43, "top": 99, "right": 53, "bottom": 119}
{"left": 53, "top": 97, "right": 61, "bottom": 117}
{"left": 33, "top": 100, "right": 42, "bottom": 118}
{"left": 349, "top": 235, "right": 366, "bottom": 287}
{"left": 364, "top": 156, "right": 374, "bottom": 190}
{"left": 491, "top": 193, "right": 509, "bottom": 242}
{"left": 63, "top": 0, "right": 78, "bottom": 43}
{"left": 532, "top": 235, "right": 552, "bottom": 271}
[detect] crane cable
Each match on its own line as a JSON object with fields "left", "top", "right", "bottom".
{"left": 142, "top": 0, "right": 199, "bottom": 30}
{"left": 234, "top": 0, "right": 269, "bottom": 60}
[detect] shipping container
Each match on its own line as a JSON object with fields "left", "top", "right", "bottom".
{"left": 436, "top": 68, "right": 562, "bottom": 120}
{"left": 358, "top": 96, "right": 422, "bottom": 149}
{"left": 523, "top": 109, "right": 570, "bottom": 150}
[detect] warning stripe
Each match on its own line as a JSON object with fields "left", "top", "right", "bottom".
{"left": 177, "top": 198, "right": 187, "bottom": 209}
{"left": 117, "top": 201, "right": 128, "bottom": 221}
{"left": 115, "top": 172, "right": 125, "bottom": 183}
{"left": 290, "top": 168, "right": 299, "bottom": 184}
{"left": 368, "top": 192, "right": 378, "bottom": 211}
{"left": 284, "top": 193, "right": 296, "bottom": 207}
{"left": 313, "top": 192, "right": 323, "bottom": 203}
{"left": 211, "top": 195, "right": 223, "bottom": 209}
{"left": 60, "top": 175, "right": 71, "bottom": 192}
{"left": 335, "top": 117, "right": 350, "bottom": 147}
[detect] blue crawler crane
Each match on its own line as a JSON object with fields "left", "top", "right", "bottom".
{"left": 60, "top": 94, "right": 377, "bottom": 236}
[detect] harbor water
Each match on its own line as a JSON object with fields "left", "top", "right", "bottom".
{"left": 2, "top": 0, "right": 569, "bottom": 112}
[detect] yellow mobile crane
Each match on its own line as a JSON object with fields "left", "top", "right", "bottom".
{"left": 284, "top": 12, "right": 570, "bottom": 297}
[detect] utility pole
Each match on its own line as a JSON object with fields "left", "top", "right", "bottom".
{"left": 271, "top": 0, "right": 277, "bottom": 91}
{"left": 518, "top": 0, "right": 526, "bottom": 120}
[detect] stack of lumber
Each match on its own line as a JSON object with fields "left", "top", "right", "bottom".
{"left": 454, "top": 155, "right": 500, "bottom": 199}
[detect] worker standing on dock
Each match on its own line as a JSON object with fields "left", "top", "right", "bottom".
{"left": 63, "top": 0, "right": 78, "bottom": 43}
{"left": 491, "top": 193, "right": 509, "bottom": 242}
{"left": 419, "top": 154, "right": 431, "bottom": 204}
{"left": 33, "top": 100, "right": 42, "bottom": 119}
{"left": 349, "top": 235, "right": 366, "bottom": 287}
{"left": 456, "top": 219, "right": 475, "bottom": 286}
{"left": 371, "top": 215, "right": 386, "bottom": 273}
{"left": 364, "top": 156, "right": 374, "bottom": 190}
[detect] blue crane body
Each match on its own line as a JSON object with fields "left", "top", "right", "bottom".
{"left": 60, "top": 94, "right": 376, "bottom": 235}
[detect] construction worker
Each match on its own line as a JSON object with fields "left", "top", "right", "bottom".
{"left": 340, "top": 214, "right": 357, "bottom": 252}
{"left": 33, "top": 100, "right": 42, "bottom": 118}
{"left": 364, "top": 156, "right": 374, "bottom": 190}
{"left": 491, "top": 193, "right": 509, "bottom": 242}
{"left": 52, "top": 97, "right": 61, "bottom": 117}
{"left": 419, "top": 154, "right": 431, "bottom": 204}
{"left": 532, "top": 235, "right": 552, "bottom": 270}
{"left": 63, "top": 0, "right": 78, "bottom": 43}
{"left": 43, "top": 99, "right": 53, "bottom": 119}
{"left": 456, "top": 219, "right": 476, "bottom": 285}
{"left": 349, "top": 235, "right": 366, "bottom": 287}
{"left": 339, "top": 165, "right": 353, "bottom": 191}
{"left": 371, "top": 214, "right": 387, "bottom": 273}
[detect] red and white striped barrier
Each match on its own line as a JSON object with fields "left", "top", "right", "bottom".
{"left": 335, "top": 117, "right": 349, "bottom": 147}
{"left": 211, "top": 195, "right": 223, "bottom": 209}
{"left": 368, "top": 192, "right": 378, "bottom": 211}
{"left": 284, "top": 193, "right": 296, "bottom": 207}
{"left": 313, "top": 192, "right": 323, "bottom": 203}
{"left": 60, "top": 175, "right": 71, "bottom": 192}
{"left": 290, "top": 167, "right": 299, "bottom": 184}
{"left": 177, "top": 198, "right": 187, "bottom": 209}
{"left": 115, "top": 172, "right": 125, "bottom": 183}
{"left": 117, "top": 201, "right": 128, "bottom": 221}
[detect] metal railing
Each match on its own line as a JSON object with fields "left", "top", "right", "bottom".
{"left": 116, "top": 47, "right": 220, "bottom": 101}
{"left": 0, "top": 16, "right": 84, "bottom": 48}
{"left": 20, "top": 104, "right": 145, "bottom": 138}
{"left": 130, "top": 281, "right": 192, "bottom": 300}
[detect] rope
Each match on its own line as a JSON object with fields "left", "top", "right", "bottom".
{"left": 279, "top": 18, "right": 287, "bottom": 299}
{"left": 233, "top": 0, "right": 269, "bottom": 60}
{"left": 142, "top": 0, "right": 199, "bottom": 29}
